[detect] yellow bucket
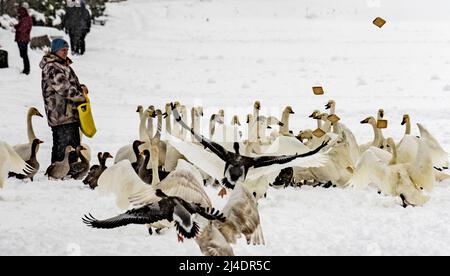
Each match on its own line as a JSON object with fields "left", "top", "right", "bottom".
{"left": 77, "top": 94, "right": 97, "bottom": 138}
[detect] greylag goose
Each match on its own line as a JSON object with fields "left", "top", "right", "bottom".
{"left": 83, "top": 152, "right": 113, "bottom": 189}
{"left": 44, "top": 146, "right": 75, "bottom": 180}
{"left": 8, "top": 139, "right": 43, "bottom": 181}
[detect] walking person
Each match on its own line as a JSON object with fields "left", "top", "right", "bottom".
{"left": 78, "top": 0, "right": 91, "bottom": 55}
{"left": 14, "top": 6, "right": 32, "bottom": 75}
{"left": 40, "top": 38, "right": 89, "bottom": 165}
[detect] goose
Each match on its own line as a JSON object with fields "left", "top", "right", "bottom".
{"left": 83, "top": 152, "right": 113, "bottom": 189}
{"left": 195, "top": 221, "right": 235, "bottom": 256}
{"left": 167, "top": 103, "right": 329, "bottom": 192}
{"left": 114, "top": 106, "right": 152, "bottom": 164}
{"left": 214, "top": 183, "right": 265, "bottom": 245}
{"left": 131, "top": 140, "right": 146, "bottom": 172}
{"left": 44, "top": 146, "right": 75, "bottom": 180}
{"left": 8, "top": 139, "right": 43, "bottom": 182}
{"left": 68, "top": 145, "right": 90, "bottom": 180}
{"left": 137, "top": 149, "right": 169, "bottom": 185}
{"left": 13, "top": 107, "right": 44, "bottom": 161}
{"left": 349, "top": 138, "right": 432, "bottom": 206}
{"left": 1, "top": 141, "right": 35, "bottom": 189}
{"left": 83, "top": 189, "right": 226, "bottom": 242}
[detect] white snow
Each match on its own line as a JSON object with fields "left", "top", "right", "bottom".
{"left": 1, "top": 0, "right": 450, "bottom": 255}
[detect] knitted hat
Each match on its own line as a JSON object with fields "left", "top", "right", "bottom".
{"left": 51, "top": 38, "right": 69, "bottom": 53}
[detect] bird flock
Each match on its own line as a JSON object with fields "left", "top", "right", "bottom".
{"left": 0, "top": 100, "right": 449, "bottom": 256}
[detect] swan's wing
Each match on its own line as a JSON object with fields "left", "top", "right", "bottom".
{"left": 396, "top": 135, "right": 419, "bottom": 164}
{"left": 12, "top": 143, "right": 31, "bottom": 161}
{"left": 97, "top": 160, "right": 156, "bottom": 209}
{"left": 407, "top": 139, "right": 435, "bottom": 192}
{"left": 259, "top": 136, "right": 311, "bottom": 155}
{"left": 340, "top": 124, "right": 361, "bottom": 167}
{"left": 166, "top": 134, "right": 225, "bottom": 181}
{"left": 397, "top": 170, "right": 430, "bottom": 207}
{"left": 417, "top": 123, "right": 449, "bottom": 168}
{"left": 348, "top": 148, "right": 388, "bottom": 190}
{"left": 196, "top": 222, "right": 235, "bottom": 256}
{"left": 2, "top": 142, "right": 34, "bottom": 174}
{"left": 220, "top": 184, "right": 263, "bottom": 245}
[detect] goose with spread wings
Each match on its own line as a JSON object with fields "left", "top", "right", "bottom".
{"left": 168, "top": 103, "right": 330, "bottom": 190}
{"left": 83, "top": 189, "right": 225, "bottom": 241}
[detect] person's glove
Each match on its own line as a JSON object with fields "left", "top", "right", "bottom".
{"left": 80, "top": 84, "right": 89, "bottom": 95}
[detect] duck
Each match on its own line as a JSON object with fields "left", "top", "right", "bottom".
{"left": 8, "top": 139, "right": 43, "bottom": 182}
{"left": 44, "top": 146, "right": 75, "bottom": 180}
{"left": 83, "top": 189, "right": 226, "bottom": 242}
{"left": 13, "top": 107, "right": 44, "bottom": 161}
{"left": 167, "top": 103, "right": 329, "bottom": 192}
{"left": 1, "top": 140, "right": 35, "bottom": 189}
{"left": 83, "top": 152, "right": 113, "bottom": 189}
{"left": 68, "top": 145, "right": 90, "bottom": 180}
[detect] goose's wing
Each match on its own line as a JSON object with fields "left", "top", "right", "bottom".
{"left": 348, "top": 148, "right": 389, "bottom": 190}
{"left": 2, "top": 142, "right": 34, "bottom": 174}
{"left": 166, "top": 134, "right": 225, "bottom": 181}
{"left": 83, "top": 203, "right": 167, "bottom": 229}
{"left": 97, "top": 160, "right": 157, "bottom": 209}
{"left": 131, "top": 160, "right": 212, "bottom": 208}
{"left": 219, "top": 184, "right": 264, "bottom": 245}
{"left": 417, "top": 123, "right": 449, "bottom": 168}
{"left": 196, "top": 222, "right": 235, "bottom": 256}
{"left": 246, "top": 141, "right": 329, "bottom": 181}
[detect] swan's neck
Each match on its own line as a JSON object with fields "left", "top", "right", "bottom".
{"left": 147, "top": 116, "right": 154, "bottom": 139}
{"left": 151, "top": 148, "right": 160, "bottom": 185}
{"left": 316, "top": 118, "right": 322, "bottom": 130}
{"left": 27, "top": 113, "right": 37, "bottom": 142}
{"left": 154, "top": 113, "right": 163, "bottom": 140}
{"left": 388, "top": 142, "right": 397, "bottom": 165}
{"left": 330, "top": 106, "right": 335, "bottom": 115}
{"left": 405, "top": 121, "right": 411, "bottom": 135}
{"left": 280, "top": 111, "right": 290, "bottom": 134}
{"left": 209, "top": 119, "right": 216, "bottom": 139}
{"left": 139, "top": 113, "right": 149, "bottom": 142}
{"left": 370, "top": 122, "right": 382, "bottom": 146}
{"left": 165, "top": 113, "right": 172, "bottom": 135}
{"left": 191, "top": 110, "right": 200, "bottom": 136}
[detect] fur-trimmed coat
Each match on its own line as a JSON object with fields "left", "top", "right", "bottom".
{"left": 40, "top": 53, "right": 86, "bottom": 127}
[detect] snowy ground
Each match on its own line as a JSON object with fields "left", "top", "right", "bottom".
{"left": 1, "top": 0, "right": 450, "bottom": 255}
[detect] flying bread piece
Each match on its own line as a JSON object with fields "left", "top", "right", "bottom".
{"left": 327, "top": 114, "right": 341, "bottom": 124}
{"left": 312, "top": 128, "right": 326, "bottom": 138}
{"left": 377, "top": 119, "right": 388, "bottom": 129}
{"left": 373, "top": 17, "right": 386, "bottom": 28}
{"left": 312, "top": 86, "right": 324, "bottom": 95}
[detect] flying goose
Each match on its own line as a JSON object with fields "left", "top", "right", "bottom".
{"left": 13, "top": 107, "right": 44, "bottom": 161}
{"left": 83, "top": 152, "right": 113, "bottom": 189}
{"left": 168, "top": 103, "right": 330, "bottom": 191}
{"left": 83, "top": 189, "right": 226, "bottom": 241}
{"left": 8, "top": 139, "right": 43, "bottom": 181}
{"left": 1, "top": 140, "right": 35, "bottom": 189}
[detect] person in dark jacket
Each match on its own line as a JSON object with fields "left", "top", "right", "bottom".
{"left": 63, "top": 5, "right": 79, "bottom": 55}
{"left": 40, "top": 38, "right": 88, "bottom": 164}
{"left": 63, "top": 1, "right": 91, "bottom": 55}
{"left": 14, "top": 7, "right": 32, "bottom": 75}
{"left": 78, "top": 1, "right": 91, "bottom": 55}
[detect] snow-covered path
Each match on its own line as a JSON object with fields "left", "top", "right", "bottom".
{"left": 1, "top": 0, "right": 450, "bottom": 255}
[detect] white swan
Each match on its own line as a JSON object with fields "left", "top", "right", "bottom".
{"left": 349, "top": 138, "right": 432, "bottom": 206}
{"left": 359, "top": 116, "right": 384, "bottom": 153}
{"left": 417, "top": 123, "right": 449, "bottom": 170}
{"left": 114, "top": 106, "right": 151, "bottom": 164}
{"left": 13, "top": 107, "right": 44, "bottom": 161}
{"left": 1, "top": 141, "right": 34, "bottom": 189}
